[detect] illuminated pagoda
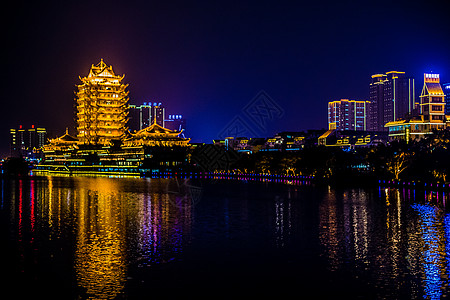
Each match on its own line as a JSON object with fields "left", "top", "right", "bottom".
{"left": 34, "top": 59, "right": 191, "bottom": 177}
{"left": 76, "top": 59, "right": 129, "bottom": 145}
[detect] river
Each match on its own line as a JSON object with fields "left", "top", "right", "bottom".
{"left": 1, "top": 176, "right": 449, "bottom": 298}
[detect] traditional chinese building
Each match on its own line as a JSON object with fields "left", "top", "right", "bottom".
{"left": 385, "top": 73, "right": 449, "bottom": 142}
{"left": 34, "top": 60, "right": 190, "bottom": 177}
{"left": 123, "top": 121, "right": 189, "bottom": 147}
{"left": 42, "top": 128, "right": 78, "bottom": 153}
{"left": 76, "top": 59, "right": 129, "bottom": 145}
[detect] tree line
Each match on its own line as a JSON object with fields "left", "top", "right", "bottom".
{"left": 226, "top": 129, "right": 450, "bottom": 185}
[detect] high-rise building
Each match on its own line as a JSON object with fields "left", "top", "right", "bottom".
{"left": 420, "top": 73, "right": 445, "bottom": 123}
{"left": 128, "top": 103, "right": 151, "bottom": 132}
{"left": 75, "top": 59, "right": 129, "bottom": 145}
{"left": 328, "top": 99, "right": 370, "bottom": 131}
{"left": 10, "top": 125, "right": 47, "bottom": 158}
{"left": 385, "top": 73, "right": 447, "bottom": 142}
{"left": 443, "top": 82, "right": 450, "bottom": 115}
{"left": 369, "top": 74, "right": 387, "bottom": 132}
{"left": 152, "top": 103, "right": 165, "bottom": 127}
{"left": 128, "top": 102, "right": 166, "bottom": 132}
{"left": 10, "top": 128, "right": 18, "bottom": 156}
{"left": 369, "top": 71, "right": 415, "bottom": 131}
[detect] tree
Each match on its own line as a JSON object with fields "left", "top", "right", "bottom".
{"left": 386, "top": 152, "right": 409, "bottom": 180}
{"left": 279, "top": 156, "right": 298, "bottom": 176}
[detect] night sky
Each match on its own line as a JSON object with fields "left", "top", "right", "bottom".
{"left": 2, "top": 0, "right": 450, "bottom": 157}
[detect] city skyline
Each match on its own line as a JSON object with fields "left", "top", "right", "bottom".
{"left": 4, "top": 62, "right": 450, "bottom": 157}
{"left": 2, "top": 0, "right": 450, "bottom": 157}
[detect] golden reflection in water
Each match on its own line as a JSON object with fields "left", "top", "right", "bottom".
{"left": 350, "top": 190, "right": 369, "bottom": 262}
{"left": 4, "top": 177, "right": 193, "bottom": 299}
{"left": 70, "top": 177, "right": 192, "bottom": 299}
{"left": 74, "top": 178, "right": 127, "bottom": 299}
{"left": 319, "top": 187, "right": 341, "bottom": 270}
{"left": 384, "top": 188, "right": 403, "bottom": 280}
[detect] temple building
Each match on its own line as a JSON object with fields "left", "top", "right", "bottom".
{"left": 123, "top": 121, "right": 189, "bottom": 147}
{"left": 34, "top": 60, "right": 190, "bottom": 176}
{"left": 76, "top": 59, "right": 129, "bottom": 145}
{"left": 42, "top": 128, "right": 78, "bottom": 153}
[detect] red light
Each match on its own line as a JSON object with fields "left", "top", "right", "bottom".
{"left": 32, "top": 124, "right": 35, "bottom": 128}
{"left": 19, "top": 125, "right": 22, "bottom": 129}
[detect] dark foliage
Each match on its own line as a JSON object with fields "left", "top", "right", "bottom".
{"left": 226, "top": 129, "right": 450, "bottom": 184}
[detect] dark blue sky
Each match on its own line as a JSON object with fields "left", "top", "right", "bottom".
{"left": 2, "top": 0, "right": 450, "bottom": 156}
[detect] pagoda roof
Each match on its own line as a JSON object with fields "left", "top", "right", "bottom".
{"left": 87, "top": 59, "right": 122, "bottom": 79}
{"left": 122, "top": 122, "right": 190, "bottom": 147}
{"left": 422, "top": 82, "right": 444, "bottom": 96}
{"left": 134, "top": 122, "right": 182, "bottom": 136}
{"left": 53, "top": 128, "right": 78, "bottom": 142}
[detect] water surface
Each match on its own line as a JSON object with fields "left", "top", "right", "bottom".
{"left": 1, "top": 176, "right": 450, "bottom": 298}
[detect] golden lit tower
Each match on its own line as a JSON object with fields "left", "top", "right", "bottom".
{"left": 76, "top": 59, "right": 129, "bottom": 145}
{"left": 420, "top": 73, "right": 445, "bottom": 124}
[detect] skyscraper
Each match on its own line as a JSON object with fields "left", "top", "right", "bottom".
{"left": 128, "top": 102, "right": 166, "bottom": 132}
{"left": 369, "top": 71, "right": 415, "bottom": 131}
{"left": 10, "top": 125, "right": 47, "bottom": 158}
{"left": 369, "top": 74, "right": 387, "bottom": 132}
{"left": 128, "top": 103, "right": 151, "bottom": 132}
{"left": 443, "top": 82, "right": 450, "bottom": 115}
{"left": 75, "top": 59, "right": 129, "bottom": 145}
{"left": 151, "top": 103, "right": 165, "bottom": 127}
{"left": 328, "top": 99, "right": 370, "bottom": 131}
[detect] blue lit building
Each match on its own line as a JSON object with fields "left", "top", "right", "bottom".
{"left": 328, "top": 99, "right": 370, "bottom": 131}
{"left": 444, "top": 83, "right": 450, "bottom": 115}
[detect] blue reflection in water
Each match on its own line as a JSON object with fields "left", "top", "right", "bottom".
{"left": 412, "top": 203, "right": 444, "bottom": 300}
{"left": 445, "top": 213, "right": 450, "bottom": 289}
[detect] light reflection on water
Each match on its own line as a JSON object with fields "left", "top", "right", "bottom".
{"left": 1, "top": 177, "right": 192, "bottom": 299}
{"left": 3, "top": 177, "right": 450, "bottom": 298}
{"left": 319, "top": 187, "right": 450, "bottom": 299}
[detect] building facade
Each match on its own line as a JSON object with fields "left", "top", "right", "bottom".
{"left": 10, "top": 125, "right": 47, "bottom": 158}
{"left": 318, "top": 129, "right": 387, "bottom": 148}
{"left": 152, "top": 103, "right": 165, "bottom": 127}
{"left": 328, "top": 99, "right": 370, "bottom": 131}
{"left": 369, "top": 71, "right": 415, "bottom": 131}
{"left": 128, "top": 103, "right": 151, "bottom": 132}
{"left": 443, "top": 82, "right": 450, "bottom": 115}
{"left": 420, "top": 73, "right": 445, "bottom": 123}
{"left": 35, "top": 60, "right": 191, "bottom": 176}
{"left": 128, "top": 102, "right": 166, "bottom": 132}
{"left": 385, "top": 73, "right": 447, "bottom": 142}
{"left": 369, "top": 74, "right": 387, "bottom": 132}
{"left": 75, "top": 59, "right": 129, "bottom": 145}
